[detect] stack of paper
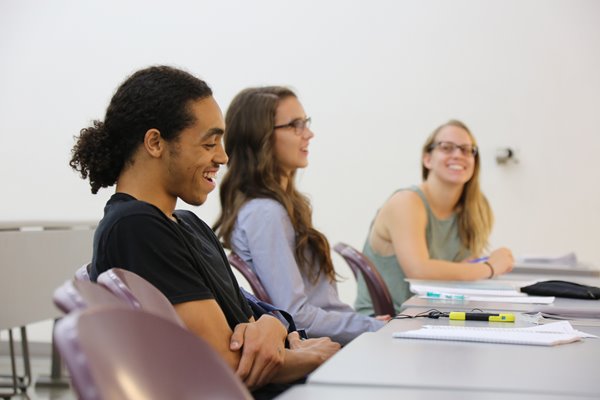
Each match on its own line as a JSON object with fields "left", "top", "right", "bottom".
{"left": 529, "top": 306, "right": 600, "bottom": 320}
{"left": 409, "top": 282, "right": 555, "bottom": 304}
{"left": 392, "top": 321, "right": 595, "bottom": 346}
{"left": 516, "top": 252, "right": 579, "bottom": 268}
{"left": 514, "top": 252, "right": 600, "bottom": 277}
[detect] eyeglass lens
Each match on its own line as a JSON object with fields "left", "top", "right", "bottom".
{"left": 435, "top": 141, "right": 477, "bottom": 156}
{"left": 275, "top": 117, "right": 311, "bottom": 135}
{"left": 292, "top": 117, "right": 311, "bottom": 132}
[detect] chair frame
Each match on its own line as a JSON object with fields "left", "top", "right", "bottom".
{"left": 74, "top": 262, "right": 92, "bottom": 282}
{"left": 0, "top": 327, "right": 31, "bottom": 398}
{"left": 97, "top": 268, "right": 185, "bottom": 327}
{"left": 227, "top": 252, "right": 272, "bottom": 303}
{"left": 36, "top": 262, "right": 93, "bottom": 391}
{"left": 333, "top": 242, "right": 396, "bottom": 316}
{"left": 53, "top": 279, "right": 126, "bottom": 314}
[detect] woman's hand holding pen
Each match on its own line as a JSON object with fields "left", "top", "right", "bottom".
{"left": 486, "top": 247, "right": 515, "bottom": 276}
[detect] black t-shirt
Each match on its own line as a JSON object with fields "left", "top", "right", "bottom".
{"left": 91, "top": 193, "right": 252, "bottom": 329}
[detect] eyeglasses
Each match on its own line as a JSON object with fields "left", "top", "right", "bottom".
{"left": 274, "top": 117, "right": 311, "bottom": 135}
{"left": 430, "top": 141, "right": 478, "bottom": 157}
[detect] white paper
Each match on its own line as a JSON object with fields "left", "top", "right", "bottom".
{"left": 392, "top": 321, "right": 593, "bottom": 346}
{"left": 466, "top": 295, "right": 555, "bottom": 304}
{"left": 411, "top": 283, "right": 524, "bottom": 297}
{"left": 417, "top": 294, "right": 554, "bottom": 304}
{"left": 516, "top": 252, "right": 578, "bottom": 267}
{"left": 406, "top": 279, "right": 530, "bottom": 291}
{"left": 521, "top": 321, "right": 597, "bottom": 338}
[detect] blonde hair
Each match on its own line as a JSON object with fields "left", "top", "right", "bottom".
{"left": 421, "top": 119, "right": 493, "bottom": 256}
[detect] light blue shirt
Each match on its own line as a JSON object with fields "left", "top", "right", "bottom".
{"left": 230, "top": 198, "right": 384, "bottom": 345}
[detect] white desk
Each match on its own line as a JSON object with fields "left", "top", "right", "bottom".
{"left": 279, "top": 383, "right": 578, "bottom": 400}
{"left": 401, "top": 276, "right": 600, "bottom": 321}
{"left": 401, "top": 295, "right": 600, "bottom": 317}
{"left": 307, "top": 312, "right": 600, "bottom": 397}
{"left": 499, "top": 274, "right": 600, "bottom": 288}
{"left": 0, "top": 221, "right": 96, "bottom": 330}
{"left": 508, "top": 265, "right": 600, "bottom": 278}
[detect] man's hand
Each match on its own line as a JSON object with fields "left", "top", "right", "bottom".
{"left": 230, "top": 315, "right": 287, "bottom": 389}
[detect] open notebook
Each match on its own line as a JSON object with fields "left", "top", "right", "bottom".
{"left": 392, "top": 321, "right": 593, "bottom": 346}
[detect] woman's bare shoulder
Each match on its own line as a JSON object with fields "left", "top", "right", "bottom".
{"left": 383, "top": 189, "right": 424, "bottom": 212}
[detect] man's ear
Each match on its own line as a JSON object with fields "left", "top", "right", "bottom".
{"left": 143, "top": 129, "right": 164, "bottom": 158}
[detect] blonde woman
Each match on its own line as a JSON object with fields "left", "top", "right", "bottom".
{"left": 356, "top": 120, "right": 514, "bottom": 314}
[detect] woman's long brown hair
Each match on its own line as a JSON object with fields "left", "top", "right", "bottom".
{"left": 421, "top": 120, "right": 493, "bottom": 256}
{"left": 214, "top": 87, "right": 335, "bottom": 282}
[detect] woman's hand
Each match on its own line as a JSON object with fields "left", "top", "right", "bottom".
{"left": 375, "top": 314, "right": 392, "bottom": 321}
{"left": 487, "top": 247, "right": 515, "bottom": 276}
{"left": 287, "top": 332, "right": 340, "bottom": 364}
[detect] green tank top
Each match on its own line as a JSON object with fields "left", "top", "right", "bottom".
{"left": 354, "top": 186, "right": 470, "bottom": 315}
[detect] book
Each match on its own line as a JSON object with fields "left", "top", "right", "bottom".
{"left": 392, "top": 321, "right": 590, "bottom": 346}
{"left": 418, "top": 294, "right": 555, "bottom": 304}
{"left": 409, "top": 281, "right": 555, "bottom": 304}
{"left": 410, "top": 283, "right": 524, "bottom": 297}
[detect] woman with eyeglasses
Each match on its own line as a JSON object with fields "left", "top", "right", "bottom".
{"left": 214, "top": 87, "right": 387, "bottom": 345}
{"left": 355, "top": 120, "right": 515, "bottom": 314}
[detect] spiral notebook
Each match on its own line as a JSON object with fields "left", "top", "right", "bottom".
{"left": 392, "top": 321, "right": 590, "bottom": 346}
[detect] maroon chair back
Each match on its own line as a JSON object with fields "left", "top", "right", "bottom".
{"left": 74, "top": 263, "right": 92, "bottom": 281}
{"left": 333, "top": 242, "right": 396, "bottom": 316}
{"left": 97, "top": 268, "right": 185, "bottom": 327}
{"left": 54, "top": 307, "right": 252, "bottom": 400}
{"left": 227, "top": 252, "right": 272, "bottom": 303}
{"left": 53, "top": 279, "right": 125, "bottom": 314}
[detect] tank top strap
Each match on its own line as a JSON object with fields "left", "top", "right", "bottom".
{"left": 407, "top": 185, "right": 433, "bottom": 215}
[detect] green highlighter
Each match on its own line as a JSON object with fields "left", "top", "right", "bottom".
{"left": 449, "top": 312, "right": 515, "bottom": 322}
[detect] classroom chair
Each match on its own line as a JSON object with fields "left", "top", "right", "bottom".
{"left": 228, "top": 252, "right": 273, "bottom": 303}
{"left": 74, "top": 262, "right": 92, "bottom": 281}
{"left": 333, "top": 242, "right": 397, "bottom": 317}
{"left": 43, "top": 263, "right": 96, "bottom": 391}
{"left": 53, "top": 279, "right": 125, "bottom": 314}
{"left": 54, "top": 307, "right": 252, "bottom": 400}
{"left": 97, "top": 268, "right": 185, "bottom": 327}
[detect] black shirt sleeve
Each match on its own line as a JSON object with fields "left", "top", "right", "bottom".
{"left": 92, "top": 195, "right": 253, "bottom": 329}
{"left": 100, "top": 213, "right": 214, "bottom": 305}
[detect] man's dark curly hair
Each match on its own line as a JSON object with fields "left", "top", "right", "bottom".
{"left": 69, "top": 65, "right": 213, "bottom": 194}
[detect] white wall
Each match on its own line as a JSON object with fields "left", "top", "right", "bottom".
{"left": 2, "top": 1, "right": 599, "bottom": 338}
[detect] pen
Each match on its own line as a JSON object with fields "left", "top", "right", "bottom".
{"left": 469, "top": 256, "right": 489, "bottom": 263}
{"left": 448, "top": 312, "right": 515, "bottom": 322}
{"left": 426, "top": 292, "right": 466, "bottom": 300}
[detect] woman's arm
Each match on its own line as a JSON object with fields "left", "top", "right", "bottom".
{"left": 235, "top": 199, "right": 384, "bottom": 344}
{"left": 376, "top": 191, "right": 513, "bottom": 280}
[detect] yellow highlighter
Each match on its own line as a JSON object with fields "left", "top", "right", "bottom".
{"left": 449, "top": 312, "right": 515, "bottom": 322}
